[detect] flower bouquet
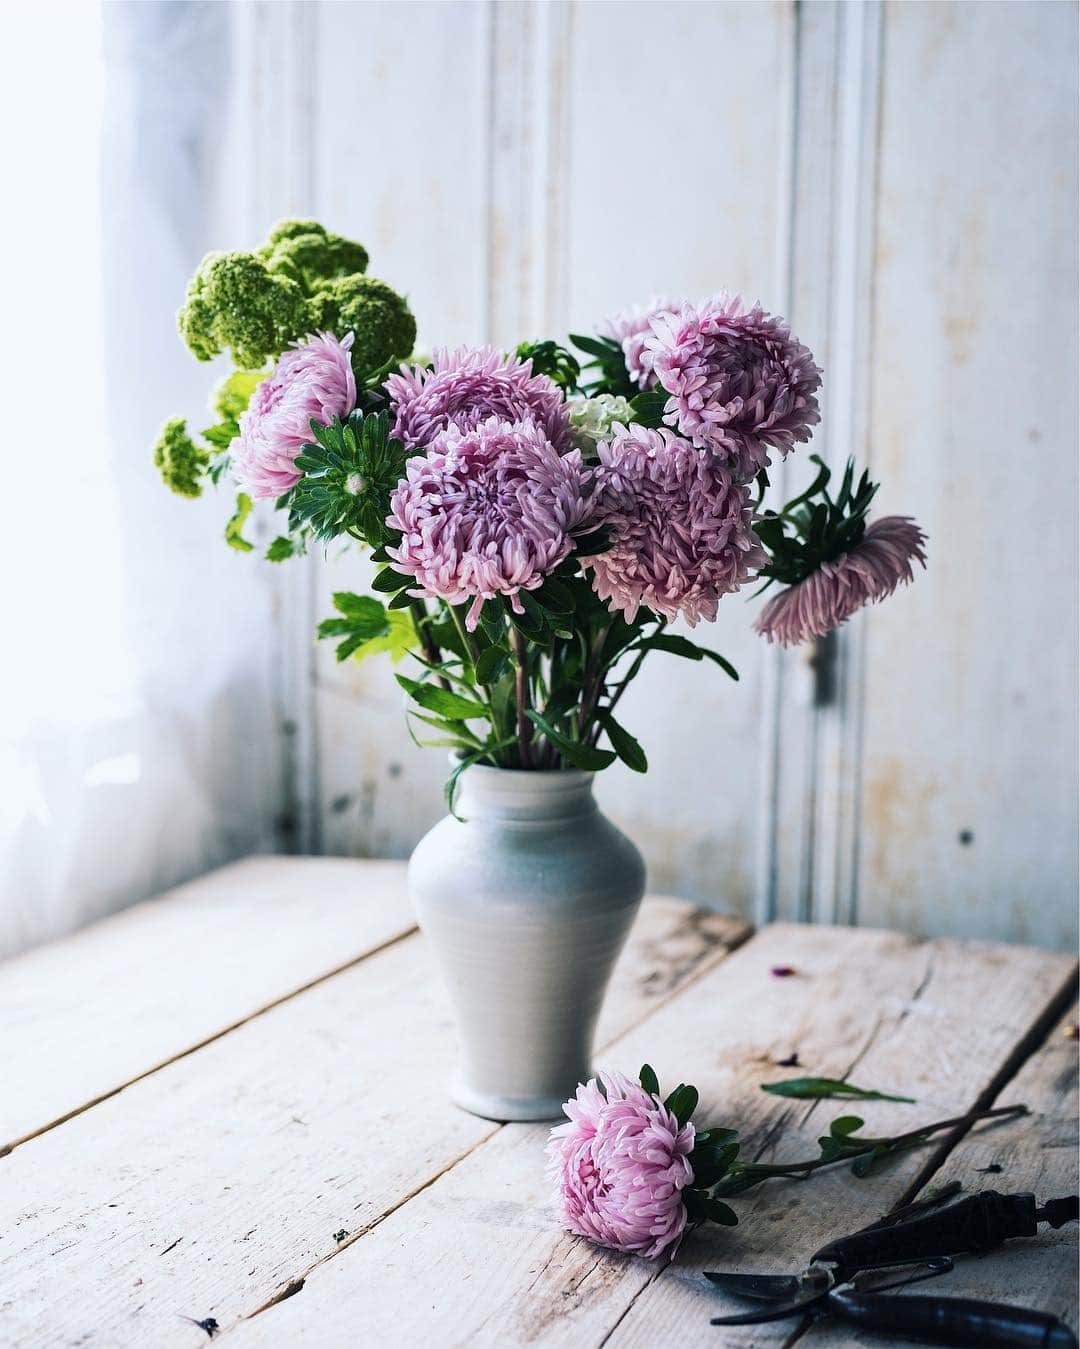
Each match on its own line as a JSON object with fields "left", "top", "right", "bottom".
{"left": 155, "top": 219, "right": 926, "bottom": 1119}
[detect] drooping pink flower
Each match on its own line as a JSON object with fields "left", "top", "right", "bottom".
{"left": 754, "top": 516, "right": 928, "bottom": 647}
{"left": 386, "top": 345, "right": 572, "bottom": 454}
{"left": 583, "top": 424, "right": 764, "bottom": 626}
{"left": 599, "top": 297, "right": 678, "bottom": 389}
{"left": 645, "top": 295, "right": 822, "bottom": 476}
{"left": 546, "top": 1070, "right": 696, "bottom": 1260}
{"left": 233, "top": 332, "right": 356, "bottom": 500}
{"left": 385, "top": 416, "right": 590, "bottom": 630}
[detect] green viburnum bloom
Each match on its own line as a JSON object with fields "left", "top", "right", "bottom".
{"left": 211, "top": 369, "right": 267, "bottom": 424}
{"left": 177, "top": 251, "right": 310, "bottom": 369}
{"left": 153, "top": 417, "right": 210, "bottom": 498}
{"left": 314, "top": 275, "right": 417, "bottom": 380}
{"left": 260, "top": 230, "right": 369, "bottom": 293}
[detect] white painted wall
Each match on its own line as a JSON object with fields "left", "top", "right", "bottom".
{"left": 267, "top": 0, "right": 1076, "bottom": 949}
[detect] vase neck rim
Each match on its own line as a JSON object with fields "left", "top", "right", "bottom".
{"left": 454, "top": 764, "right": 596, "bottom": 822}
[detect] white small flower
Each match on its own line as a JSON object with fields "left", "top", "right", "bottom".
{"left": 566, "top": 394, "right": 634, "bottom": 454}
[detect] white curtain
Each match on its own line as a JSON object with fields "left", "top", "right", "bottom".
{"left": 0, "top": 2, "right": 281, "bottom": 958}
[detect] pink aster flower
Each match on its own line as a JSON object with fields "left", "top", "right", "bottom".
{"left": 755, "top": 516, "right": 928, "bottom": 647}
{"left": 645, "top": 295, "right": 822, "bottom": 475}
{"left": 385, "top": 416, "right": 590, "bottom": 630}
{"left": 546, "top": 1070, "right": 695, "bottom": 1260}
{"left": 386, "top": 345, "right": 572, "bottom": 454}
{"left": 233, "top": 332, "right": 356, "bottom": 500}
{"left": 584, "top": 424, "right": 764, "bottom": 626}
{"left": 599, "top": 297, "right": 678, "bottom": 389}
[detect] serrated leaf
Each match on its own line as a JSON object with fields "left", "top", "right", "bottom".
{"left": 265, "top": 535, "right": 295, "bottom": 562}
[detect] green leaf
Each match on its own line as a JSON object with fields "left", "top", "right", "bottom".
{"left": 396, "top": 674, "right": 489, "bottom": 721}
{"left": 634, "top": 634, "right": 738, "bottom": 680}
{"left": 664, "top": 1083, "right": 699, "bottom": 1127}
{"left": 445, "top": 750, "right": 484, "bottom": 820}
{"left": 628, "top": 387, "right": 670, "bottom": 429}
{"left": 202, "top": 420, "right": 240, "bottom": 452}
{"left": 694, "top": 1128, "right": 739, "bottom": 1148}
{"left": 372, "top": 566, "right": 414, "bottom": 593}
{"left": 351, "top": 609, "right": 415, "bottom": 665}
{"left": 474, "top": 645, "right": 509, "bottom": 685}
{"left": 524, "top": 711, "right": 617, "bottom": 772}
{"left": 265, "top": 535, "right": 296, "bottom": 562}
{"left": 705, "top": 1198, "right": 739, "bottom": 1227}
{"left": 598, "top": 711, "right": 647, "bottom": 773}
{"left": 762, "top": 1078, "right": 915, "bottom": 1104}
{"left": 829, "top": 1115, "right": 866, "bottom": 1138}
{"left": 225, "top": 493, "right": 254, "bottom": 552}
{"left": 639, "top": 1064, "right": 660, "bottom": 1097}
{"left": 532, "top": 577, "right": 575, "bottom": 614}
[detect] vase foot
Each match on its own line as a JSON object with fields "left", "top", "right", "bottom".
{"left": 451, "top": 1079, "right": 570, "bottom": 1123}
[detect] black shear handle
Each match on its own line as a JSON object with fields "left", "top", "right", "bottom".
{"left": 812, "top": 1191, "right": 1039, "bottom": 1270}
{"left": 829, "top": 1289, "right": 1078, "bottom": 1349}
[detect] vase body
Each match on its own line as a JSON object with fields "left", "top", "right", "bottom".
{"left": 409, "top": 765, "right": 646, "bottom": 1121}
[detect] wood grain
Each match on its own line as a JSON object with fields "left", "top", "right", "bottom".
{"left": 0, "top": 898, "right": 749, "bottom": 1348}
{"left": 0, "top": 857, "right": 415, "bottom": 1154}
{"left": 222, "top": 925, "right": 1076, "bottom": 1348}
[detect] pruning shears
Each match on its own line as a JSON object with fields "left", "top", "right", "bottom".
{"left": 704, "top": 1188, "right": 1079, "bottom": 1347}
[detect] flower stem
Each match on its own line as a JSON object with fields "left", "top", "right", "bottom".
{"left": 409, "top": 600, "right": 452, "bottom": 692}
{"left": 722, "top": 1103, "right": 1026, "bottom": 1190}
{"left": 512, "top": 628, "right": 533, "bottom": 769}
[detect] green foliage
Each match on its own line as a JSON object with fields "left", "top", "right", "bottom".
{"left": 153, "top": 417, "right": 209, "bottom": 499}
{"left": 212, "top": 369, "right": 266, "bottom": 424}
{"left": 761, "top": 1077, "right": 916, "bottom": 1104}
{"left": 316, "top": 275, "right": 417, "bottom": 380}
{"left": 225, "top": 493, "right": 254, "bottom": 551}
{"left": 317, "top": 591, "right": 415, "bottom": 663}
{"left": 289, "top": 410, "right": 412, "bottom": 544}
{"left": 515, "top": 339, "right": 580, "bottom": 393}
{"left": 756, "top": 455, "right": 880, "bottom": 587}
{"left": 568, "top": 332, "right": 638, "bottom": 399}
{"left": 265, "top": 536, "right": 297, "bottom": 563}
{"left": 628, "top": 387, "right": 669, "bottom": 428}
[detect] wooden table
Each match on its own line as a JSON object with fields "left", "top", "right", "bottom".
{"left": 1, "top": 858, "right": 1075, "bottom": 1347}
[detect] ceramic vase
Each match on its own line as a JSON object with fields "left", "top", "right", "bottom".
{"left": 409, "top": 764, "right": 645, "bottom": 1121}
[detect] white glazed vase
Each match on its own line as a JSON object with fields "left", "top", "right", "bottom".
{"left": 409, "top": 765, "right": 646, "bottom": 1121}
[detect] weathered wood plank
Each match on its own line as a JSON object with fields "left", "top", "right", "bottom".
{"left": 802, "top": 999, "right": 1080, "bottom": 1347}
{"left": 0, "top": 899, "right": 749, "bottom": 1348}
{"left": 0, "top": 857, "right": 416, "bottom": 1154}
{"left": 222, "top": 926, "right": 1075, "bottom": 1348}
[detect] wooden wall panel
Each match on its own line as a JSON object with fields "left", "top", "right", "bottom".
{"left": 856, "top": 0, "right": 1079, "bottom": 947}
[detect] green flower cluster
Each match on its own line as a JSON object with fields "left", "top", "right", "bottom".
{"left": 152, "top": 417, "right": 210, "bottom": 499}
{"left": 177, "top": 219, "right": 416, "bottom": 379}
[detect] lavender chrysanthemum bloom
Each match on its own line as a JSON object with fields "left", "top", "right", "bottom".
{"left": 386, "top": 345, "right": 572, "bottom": 454}
{"left": 546, "top": 1070, "right": 695, "bottom": 1260}
{"left": 234, "top": 331, "right": 356, "bottom": 500}
{"left": 584, "top": 424, "right": 764, "bottom": 626}
{"left": 645, "top": 295, "right": 822, "bottom": 476}
{"left": 755, "top": 516, "right": 928, "bottom": 647}
{"left": 599, "top": 296, "right": 677, "bottom": 389}
{"left": 386, "top": 416, "right": 590, "bottom": 630}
